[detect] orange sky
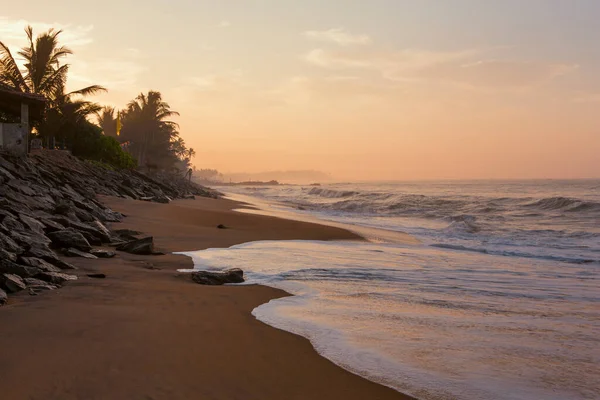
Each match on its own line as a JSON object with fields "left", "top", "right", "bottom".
{"left": 1, "top": 1, "right": 599, "bottom": 180}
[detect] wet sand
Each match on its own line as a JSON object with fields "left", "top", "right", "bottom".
{"left": 0, "top": 196, "right": 415, "bottom": 400}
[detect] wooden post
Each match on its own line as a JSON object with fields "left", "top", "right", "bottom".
{"left": 21, "top": 102, "right": 29, "bottom": 154}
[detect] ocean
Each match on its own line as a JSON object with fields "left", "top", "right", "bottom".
{"left": 180, "top": 180, "right": 600, "bottom": 400}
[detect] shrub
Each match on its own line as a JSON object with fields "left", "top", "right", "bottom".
{"left": 71, "top": 122, "right": 137, "bottom": 169}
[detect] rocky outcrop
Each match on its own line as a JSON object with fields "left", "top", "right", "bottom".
{"left": 190, "top": 268, "right": 245, "bottom": 285}
{"left": 47, "top": 229, "right": 92, "bottom": 252}
{"left": 115, "top": 237, "right": 155, "bottom": 255}
{"left": 0, "top": 150, "right": 218, "bottom": 306}
{"left": 1, "top": 273, "right": 27, "bottom": 293}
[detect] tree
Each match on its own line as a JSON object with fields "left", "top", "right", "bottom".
{"left": 120, "top": 91, "right": 181, "bottom": 168}
{"left": 0, "top": 26, "right": 106, "bottom": 143}
{"left": 97, "top": 106, "right": 117, "bottom": 137}
{"left": 0, "top": 26, "right": 105, "bottom": 98}
{"left": 186, "top": 147, "right": 196, "bottom": 161}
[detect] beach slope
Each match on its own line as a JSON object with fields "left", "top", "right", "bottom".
{"left": 0, "top": 196, "right": 414, "bottom": 400}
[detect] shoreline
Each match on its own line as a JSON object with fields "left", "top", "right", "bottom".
{"left": 0, "top": 195, "right": 415, "bottom": 400}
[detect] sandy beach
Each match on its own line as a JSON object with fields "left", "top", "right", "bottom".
{"left": 0, "top": 196, "right": 414, "bottom": 400}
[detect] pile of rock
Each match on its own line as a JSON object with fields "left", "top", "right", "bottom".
{"left": 0, "top": 150, "right": 217, "bottom": 305}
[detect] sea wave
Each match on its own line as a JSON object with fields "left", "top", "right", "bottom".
{"left": 430, "top": 243, "right": 599, "bottom": 264}
{"left": 525, "top": 196, "right": 600, "bottom": 212}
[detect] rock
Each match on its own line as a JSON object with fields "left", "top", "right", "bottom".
{"left": 1, "top": 215, "right": 25, "bottom": 231}
{"left": 87, "top": 273, "right": 106, "bottom": 279}
{"left": 154, "top": 195, "right": 171, "bottom": 204}
{"left": 0, "top": 260, "right": 41, "bottom": 278}
{"left": 63, "top": 248, "right": 98, "bottom": 259}
{"left": 7, "top": 179, "right": 37, "bottom": 196}
{"left": 38, "top": 217, "right": 66, "bottom": 233}
{"left": 18, "top": 257, "right": 62, "bottom": 273}
{"left": 25, "top": 245, "right": 77, "bottom": 270}
{"left": 0, "top": 249, "right": 17, "bottom": 263}
{"left": 0, "top": 273, "right": 27, "bottom": 293}
{"left": 217, "top": 224, "right": 228, "bottom": 229}
{"left": 25, "top": 277, "right": 59, "bottom": 292}
{"left": 190, "top": 268, "right": 245, "bottom": 285}
{"left": 36, "top": 271, "right": 77, "bottom": 285}
{"left": 90, "top": 249, "right": 116, "bottom": 258}
{"left": 91, "top": 220, "right": 113, "bottom": 241}
{"left": 0, "top": 231, "right": 22, "bottom": 254}
{"left": 78, "top": 230, "right": 103, "bottom": 246}
{"left": 113, "top": 229, "right": 142, "bottom": 236}
{"left": 47, "top": 229, "right": 92, "bottom": 252}
{"left": 18, "top": 213, "right": 46, "bottom": 235}
{"left": 0, "top": 287, "right": 7, "bottom": 304}
{"left": 182, "top": 194, "right": 195, "bottom": 200}
{"left": 9, "top": 230, "right": 52, "bottom": 248}
{"left": 53, "top": 200, "right": 72, "bottom": 215}
{"left": 116, "top": 237, "right": 155, "bottom": 255}
{"left": 24, "top": 277, "right": 56, "bottom": 287}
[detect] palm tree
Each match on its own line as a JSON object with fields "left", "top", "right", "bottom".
{"left": 0, "top": 26, "right": 104, "bottom": 98}
{"left": 0, "top": 25, "right": 106, "bottom": 144}
{"left": 170, "top": 137, "right": 187, "bottom": 159}
{"left": 186, "top": 147, "right": 196, "bottom": 161}
{"left": 97, "top": 106, "right": 117, "bottom": 137}
{"left": 120, "top": 91, "right": 180, "bottom": 167}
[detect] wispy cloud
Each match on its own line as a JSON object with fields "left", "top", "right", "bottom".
{"left": 304, "top": 28, "right": 371, "bottom": 46}
{"left": 571, "top": 92, "right": 600, "bottom": 103}
{"left": 0, "top": 16, "right": 94, "bottom": 47}
{"left": 304, "top": 46, "right": 577, "bottom": 90}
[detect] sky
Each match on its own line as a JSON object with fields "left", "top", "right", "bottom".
{"left": 1, "top": 0, "right": 599, "bottom": 180}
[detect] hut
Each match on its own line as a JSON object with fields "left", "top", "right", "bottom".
{"left": 0, "top": 83, "right": 45, "bottom": 155}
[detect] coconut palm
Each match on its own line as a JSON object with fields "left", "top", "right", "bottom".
{"left": 185, "top": 147, "right": 196, "bottom": 160}
{"left": 97, "top": 106, "right": 118, "bottom": 137}
{"left": 120, "top": 91, "right": 180, "bottom": 167}
{"left": 0, "top": 26, "right": 105, "bottom": 98}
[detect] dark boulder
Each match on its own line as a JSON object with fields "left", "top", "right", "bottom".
{"left": 0, "top": 231, "right": 22, "bottom": 254}
{"left": 91, "top": 220, "right": 113, "bottom": 242}
{"left": 19, "top": 257, "right": 62, "bottom": 273}
{"left": 63, "top": 248, "right": 98, "bottom": 259}
{"left": 24, "top": 277, "right": 59, "bottom": 291}
{"left": 116, "top": 237, "right": 155, "bottom": 255}
{"left": 47, "top": 229, "right": 92, "bottom": 252}
{"left": 18, "top": 213, "right": 46, "bottom": 235}
{"left": 190, "top": 268, "right": 245, "bottom": 285}
{"left": 25, "top": 245, "right": 77, "bottom": 270}
{"left": 0, "top": 273, "right": 27, "bottom": 293}
{"left": 38, "top": 217, "right": 67, "bottom": 233}
{"left": 9, "top": 229, "right": 52, "bottom": 248}
{"left": 1, "top": 215, "right": 25, "bottom": 231}
{"left": 90, "top": 249, "right": 116, "bottom": 258}
{"left": 36, "top": 271, "right": 77, "bottom": 285}
{"left": 0, "top": 288, "right": 6, "bottom": 305}
{"left": 113, "top": 229, "right": 142, "bottom": 237}
{"left": 0, "top": 248, "right": 17, "bottom": 263}
{"left": 0, "top": 260, "right": 41, "bottom": 278}
{"left": 87, "top": 273, "right": 106, "bottom": 279}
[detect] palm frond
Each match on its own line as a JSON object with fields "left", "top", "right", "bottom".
{"left": 0, "top": 41, "right": 28, "bottom": 91}
{"left": 66, "top": 84, "right": 107, "bottom": 98}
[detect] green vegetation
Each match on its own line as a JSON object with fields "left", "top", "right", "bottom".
{"left": 0, "top": 26, "right": 194, "bottom": 171}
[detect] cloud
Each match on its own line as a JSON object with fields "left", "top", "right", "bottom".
{"left": 571, "top": 92, "right": 600, "bottom": 103}
{"left": 189, "top": 70, "right": 245, "bottom": 90}
{"left": 304, "top": 46, "right": 577, "bottom": 90}
{"left": 217, "top": 20, "right": 231, "bottom": 28}
{"left": 68, "top": 51, "right": 146, "bottom": 90}
{"left": 0, "top": 16, "right": 94, "bottom": 47}
{"left": 304, "top": 28, "right": 371, "bottom": 46}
